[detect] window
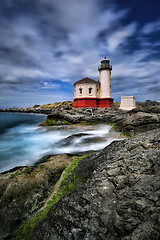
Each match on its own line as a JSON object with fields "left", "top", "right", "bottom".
{"left": 89, "top": 88, "right": 92, "bottom": 94}
{"left": 79, "top": 88, "right": 82, "bottom": 94}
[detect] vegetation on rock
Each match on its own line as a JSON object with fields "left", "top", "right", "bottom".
{"left": 41, "top": 101, "right": 73, "bottom": 109}
{"left": 113, "top": 101, "right": 120, "bottom": 107}
{"left": 40, "top": 118, "right": 72, "bottom": 126}
{"left": 0, "top": 154, "right": 84, "bottom": 240}
{"left": 33, "top": 104, "right": 41, "bottom": 108}
{"left": 15, "top": 154, "right": 88, "bottom": 240}
{"left": 33, "top": 129, "right": 160, "bottom": 240}
{"left": 53, "top": 154, "right": 88, "bottom": 204}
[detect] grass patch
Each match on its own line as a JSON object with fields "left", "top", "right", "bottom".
{"left": 119, "top": 131, "right": 131, "bottom": 137}
{"left": 113, "top": 102, "right": 120, "bottom": 108}
{"left": 10, "top": 167, "right": 42, "bottom": 179}
{"left": 41, "top": 101, "right": 73, "bottom": 109}
{"left": 107, "top": 122, "right": 119, "bottom": 131}
{"left": 33, "top": 104, "right": 41, "bottom": 108}
{"left": 15, "top": 154, "right": 88, "bottom": 240}
{"left": 10, "top": 167, "right": 34, "bottom": 179}
{"left": 15, "top": 200, "right": 54, "bottom": 240}
{"left": 79, "top": 121, "right": 107, "bottom": 125}
{"left": 40, "top": 118, "right": 72, "bottom": 126}
{"left": 53, "top": 154, "right": 88, "bottom": 204}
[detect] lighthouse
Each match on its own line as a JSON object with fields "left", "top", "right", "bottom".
{"left": 73, "top": 57, "right": 114, "bottom": 108}
{"left": 98, "top": 57, "right": 113, "bottom": 107}
{"left": 98, "top": 57, "right": 112, "bottom": 98}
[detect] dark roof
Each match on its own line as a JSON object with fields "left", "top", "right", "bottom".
{"left": 73, "top": 77, "right": 97, "bottom": 86}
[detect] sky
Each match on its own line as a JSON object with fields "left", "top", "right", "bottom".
{"left": 0, "top": 0, "right": 160, "bottom": 108}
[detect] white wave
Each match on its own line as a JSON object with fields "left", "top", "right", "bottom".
{"left": 0, "top": 123, "right": 120, "bottom": 173}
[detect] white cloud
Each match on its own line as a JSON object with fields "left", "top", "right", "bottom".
{"left": 42, "top": 82, "right": 60, "bottom": 89}
{"left": 0, "top": 0, "right": 160, "bottom": 106}
{"left": 0, "top": 0, "right": 129, "bottom": 85}
{"left": 141, "top": 19, "right": 160, "bottom": 34}
{"left": 107, "top": 23, "right": 137, "bottom": 52}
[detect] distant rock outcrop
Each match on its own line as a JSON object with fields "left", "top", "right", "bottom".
{"left": 1, "top": 100, "right": 160, "bottom": 137}
{"left": 137, "top": 100, "right": 160, "bottom": 108}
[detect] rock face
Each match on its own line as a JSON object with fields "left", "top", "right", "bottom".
{"left": 0, "top": 107, "right": 53, "bottom": 114}
{"left": 137, "top": 100, "right": 160, "bottom": 108}
{"left": 0, "top": 154, "right": 75, "bottom": 239}
{"left": 33, "top": 129, "right": 160, "bottom": 240}
{"left": 46, "top": 106, "right": 123, "bottom": 124}
{"left": 116, "top": 110, "right": 160, "bottom": 136}
{"left": 44, "top": 105, "right": 160, "bottom": 136}
{"left": 56, "top": 133, "right": 109, "bottom": 148}
{"left": 0, "top": 101, "right": 160, "bottom": 239}
{"left": 1, "top": 100, "right": 160, "bottom": 137}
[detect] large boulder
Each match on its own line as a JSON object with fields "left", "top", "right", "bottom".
{"left": 117, "top": 111, "right": 160, "bottom": 136}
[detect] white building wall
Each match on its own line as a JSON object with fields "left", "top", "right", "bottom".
{"left": 99, "top": 69, "right": 111, "bottom": 98}
{"left": 74, "top": 83, "right": 98, "bottom": 98}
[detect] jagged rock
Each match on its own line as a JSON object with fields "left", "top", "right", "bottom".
{"left": 137, "top": 100, "right": 160, "bottom": 108}
{"left": 57, "top": 133, "right": 92, "bottom": 146}
{"left": 57, "top": 133, "right": 113, "bottom": 148}
{"left": 43, "top": 105, "right": 160, "bottom": 136}
{"left": 33, "top": 129, "right": 160, "bottom": 240}
{"left": 1, "top": 101, "right": 160, "bottom": 137}
{"left": 45, "top": 107, "right": 125, "bottom": 125}
{"left": 116, "top": 111, "right": 160, "bottom": 136}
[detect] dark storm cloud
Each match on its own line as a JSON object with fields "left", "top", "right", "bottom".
{"left": 148, "top": 86, "right": 160, "bottom": 93}
{"left": 0, "top": 0, "right": 160, "bottom": 108}
{"left": 0, "top": 46, "right": 38, "bottom": 67}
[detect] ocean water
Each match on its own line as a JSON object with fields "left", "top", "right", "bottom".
{"left": 0, "top": 112, "right": 118, "bottom": 173}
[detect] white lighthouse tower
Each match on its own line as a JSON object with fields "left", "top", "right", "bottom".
{"left": 98, "top": 57, "right": 113, "bottom": 107}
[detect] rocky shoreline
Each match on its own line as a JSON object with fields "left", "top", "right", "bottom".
{"left": 42, "top": 104, "right": 160, "bottom": 136}
{"left": 0, "top": 107, "right": 52, "bottom": 115}
{"left": 1, "top": 100, "right": 160, "bottom": 137}
{"left": 0, "top": 101, "right": 160, "bottom": 240}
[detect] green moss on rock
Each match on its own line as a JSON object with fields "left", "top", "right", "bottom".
{"left": 53, "top": 154, "right": 88, "bottom": 204}
{"left": 40, "top": 118, "right": 72, "bottom": 126}
{"left": 119, "top": 131, "right": 131, "bottom": 137}
{"left": 107, "top": 122, "right": 119, "bottom": 131}
{"left": 15, "top": 154, "right": 88, "bottom": 240}
{"left": 10, "top": 167, "right": 34, "bottom": 179}
{"left": 41, "top": 101, "right": 73, "bottom": 109}
{"left": 15, "top": 200, "right": 54, "bottom": 240}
